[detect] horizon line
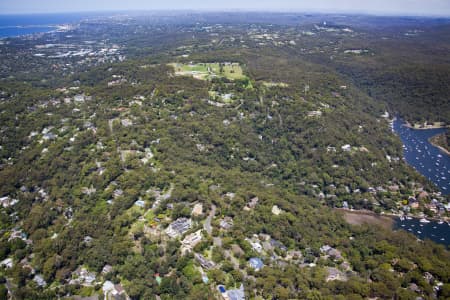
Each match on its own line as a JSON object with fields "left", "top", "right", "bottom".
{"left": 0, "top": 9, "right": 449, "bottom": 19}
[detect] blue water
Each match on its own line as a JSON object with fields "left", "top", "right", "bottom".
{"left": 0, "top": 26, "right": 56, "bottom": 38}
{"left": 0, "top": 13, "right": 96, "bottom": 38}
{"left": 394, "top": 218, "right": 450, "bottom": 246}
{"left": 393, "top": 118, "right": 450, "bottom": 194}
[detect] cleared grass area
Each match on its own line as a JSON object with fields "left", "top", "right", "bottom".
{"left": 262, "top": 81, "right": 289, "bottom": 88}
{"left": 169, "top": 62, "right": 248, "bottom": 81}
{"left": 338, "top": 209, "right": 394, "bottom": 230}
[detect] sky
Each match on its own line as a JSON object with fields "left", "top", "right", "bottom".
{"left": 0, "top": 0, "right": 450, "bottom": 16}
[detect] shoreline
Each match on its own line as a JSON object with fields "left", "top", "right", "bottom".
{"left": 0, "top": 24, "right": 72, "bottom": 40}
{"left": 429, "top": 140, "right": 450, "bottom": 156}
{"left": 403, "top": 121, "right": 449, "bottom": 130}
{"left": 428, "top": 134, "right": 450, "bottom": 156}
{"left": 336, "top": 208, "right": 449, "bottom": 226}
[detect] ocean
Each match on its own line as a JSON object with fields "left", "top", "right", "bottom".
{"left": 0, "top": 13, "right": 98, "bottom": 38}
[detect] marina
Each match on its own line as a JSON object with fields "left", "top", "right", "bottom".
{"left": 394, "top": 217, "right": 450, "bottom": 246}
{"left": 393, "top": 117, "right": 450, "bottom": 194}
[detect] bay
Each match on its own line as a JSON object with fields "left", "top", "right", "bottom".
{"left": 394, "top": 217, "right": 450, "bottom": 246}
{"left": 393, "top": 117, "right": 450, "bottom": 194}
{"left": 0, "top": 13, "right": 98, "bottom": 38}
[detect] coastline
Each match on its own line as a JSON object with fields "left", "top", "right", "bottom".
{"left": 429, "top": 140, "right": 450, "bottom": 156}
{"left": 336, "top": 208, "right": 449, "bottom": 227}
{"left": 0, "top": 13, "right": 84, "bottom": 39}
{"left": 403, "top": 121, "right": 449, "bottom": 130}
{"left": 0, "top": 26, "right": 56, "bottom": 39}
{"left": 0, "top": 24, "right": 72, "bottom": 39}
{"left": 428, "top": 133, "right": 450, "bottom": 156}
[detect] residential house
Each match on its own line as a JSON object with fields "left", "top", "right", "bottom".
{"left": 244, "top": 196, "right": 259, "bottom": 211}
{"left": 194, "top": 253, "right": 216, "bottom": 270}
{"left": 342, "top": 201, "right": 349, "bottom": 209}
{"left": 121, "top": 119, "right": 133, "bottom": 127}
{"left": 102, "top": 264, "right": 113, "bottom": 275}
{"left": 321, "top": 245, "right": 343, "bottom": 260}
{"left": 307, "top": 111, "right": 322, "bottom": 117}
{"left": 286, "top": 250, "right": 303, "bottom": 261}
{"left": 0, "top": 258, "right": 13, "bottom": 268}
{"left": 43, "top": 133, "right": 57, "bottom": 142}
{"left": 33, "top": 274, "right": 47, "bottom": 287}
{"left": 245, "top": 238, "right": 263, "bottom": 253}
{"left": 113, "top": 189, "right": 124, "bottom": 199}
{"left": 227, "top": 284, "right": 245, "bottom": 300}
{"left": 220, "top": 217, "right": 234, "bottom": 230}
{"left": 388, "top": 185, "right": 400, "bottom": 192}
{"left": 70, "top": 267, "right": 96, "bottom": 286}
{"left": 320, "top": 245, "right": 332, "bottom": 253}
{"left": 225, "top": 192, "right": 236, "bottom": 199}
{"left": 191, "top": 203, "right": 203, "bottom": 216}
{"left": 181, "top": 230, "right": 203, "bottom": 254}
{"left": 249, "top": 257, "right": 264, "bottom": 271}
{"left": 103, "top": 281, "right": 128, "bottom": 300}
{"left": 409, "top": 198, "right": 420, "bottom": 209}
{"left": 8, "top": 228, "right": 27, "bottom": 242}
{"left": 272, "top": 205, "right": 282, "bottom": 215}
{"left": 134, "top": 200, "right": 145, "bottom": 208}
{"left": 341, "top": 144, "right": 351, "bottom": 152}
{"left": 166, "top": 218, "right": 192, "bottom": 238}
{"left": 418, "top": 191, "right": 429, "bottom": 200}
{"left": 326, "top": 267, "right": 347, "bottom": 282}
{"left": 270, "top": 239, "right": 287, "bottom": 251}
{"left": 73, "top": 94, "right": 85, "bottom": 102}
{"left": 0, "top": 196, "right": 19, "bottom": 208}
{"left": 328, "top": 248, "right": 343, "bottom": 260}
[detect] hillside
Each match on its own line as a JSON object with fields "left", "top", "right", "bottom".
{"left": 0, "top": 13, "right": 449, "bottom": 300}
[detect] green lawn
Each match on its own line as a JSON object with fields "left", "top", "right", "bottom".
{"left": 169, "top": 62, "right": 248, "bottom": 81}
{"left": 262, "top": 81, "right": 289, "bottom": 88}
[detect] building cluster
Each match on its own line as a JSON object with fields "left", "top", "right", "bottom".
{"left": 195, "top": 253, "right": 216, "bottom": 270}
{"left": 181, "top": 230, "right": 203, "bottom": 254}
{"left": 166, "top": 217, "right": 192, "bottom": 238}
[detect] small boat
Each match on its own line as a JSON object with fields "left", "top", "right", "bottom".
{"left": 420, "top": 218, "right": 430, "bottom": 224}
{"left": 417, "top": 231, "right": 421, "bottom": 234}
{"left": 399, "top": 216, "right": 405, "bottom": 221}
{"left": 438, "top": 220, "right": 444, "bottom": 224}
{"left": 406, "top": 216, "right": 412, "bottom": 220}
